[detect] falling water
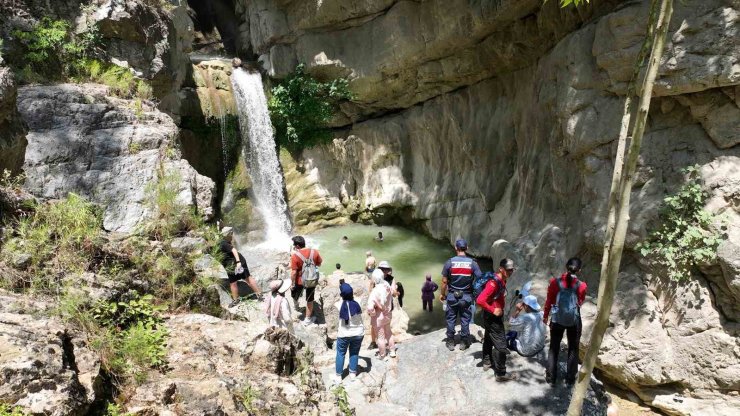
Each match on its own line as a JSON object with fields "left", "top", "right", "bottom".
{"left": 231, "top": 68, "right": 292, "bottom": 246}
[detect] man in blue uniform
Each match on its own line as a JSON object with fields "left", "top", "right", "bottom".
{"left": 440, "top": 238, "right": 482, "bottom": 351}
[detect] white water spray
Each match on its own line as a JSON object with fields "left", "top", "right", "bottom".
{"left": 231, "top": 68, "right": 292, "bottom": 247}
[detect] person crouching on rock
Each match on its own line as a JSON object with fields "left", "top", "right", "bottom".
{"left": 506, "top": 295, "right": 546, "bottom": 358}
{"left": 333, "top": 282, "right": 365, "bottom": 384}
{"left": 219, "top": 227, "right": 262, "bottom": 308}
{"left": 421, "top": 274, "right": 438, "bottom": 312}
{"left": 367, "top": 269, "right": 396, "bottom": 360}
{"left": 265, "top": 279, "right": 293, "bottom": 332}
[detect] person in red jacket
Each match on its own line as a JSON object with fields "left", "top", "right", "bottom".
{"left": 543, "top": 257, "right": 587, "bottom": 386}
{"left": 476, "top": 258, "right": 516, "bottom": 382}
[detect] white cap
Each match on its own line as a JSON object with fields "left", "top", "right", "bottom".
{"left": 523, "top": 295, "right": 540, "bottom": 311}
{"left": 221, "top": 227, "right": 234, "bottom": 238}
{"left": 378, "top": 261, "right": 391, "bottom": 269}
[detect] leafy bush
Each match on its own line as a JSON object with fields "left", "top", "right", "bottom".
{"left": 12, "top": 18, "right": 101, "bottom": 81}
{"left": 268, "top": 64, "right": 352, "bottom": 153}
{"left": 1, "top": 193, "right": 102, "bottom": 291}
{"left": 0, "top": 403, "right": 27, "bottom": 416}
{"left": 63, "top": 293, "right": 168, "bottom": 385}
{"left": 332, "top": 384, "right": 354, "bottom": 416}
{"left": 637, "top": 165, "right": 726, "bottom": 281}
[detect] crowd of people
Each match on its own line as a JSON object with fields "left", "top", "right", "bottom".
{"left": 218, "top": 227, "right": 588, "bottom": 388}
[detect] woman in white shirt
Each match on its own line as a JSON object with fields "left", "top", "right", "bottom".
{"left": 334, "top": 282, "right": 365, "bottom": 383}
{"left": 264, "top": 279, "right": 293, "bottom": 332}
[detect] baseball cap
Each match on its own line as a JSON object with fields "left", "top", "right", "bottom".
{"left": 455, "top": 239, "right": 468, "bottom": 250}
{"left": 378, "top": 261, "right": 391, "bottom": 269}
{"left": 523, "top": 295, "right": 540, "bottom": 311}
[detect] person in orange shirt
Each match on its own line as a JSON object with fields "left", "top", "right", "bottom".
{"left": 290, "top": 236, "right": 323, "bottom": 325}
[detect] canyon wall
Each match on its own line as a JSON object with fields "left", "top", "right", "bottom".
{"left": 234, "top": 1, "right": 740, "bottom": 414}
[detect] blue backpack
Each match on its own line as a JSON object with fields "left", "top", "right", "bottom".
{"left": 553, "top": 277, "right": 582, "bottom": 326}
{"left": 473, "top": 272, "right": 505, "bottom": 300}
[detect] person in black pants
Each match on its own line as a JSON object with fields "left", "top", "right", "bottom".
{"left": 476, "top": 258, "right": 516, "bottom": 381}
{"left": 543, "top": 257, "right": 588, "bottom": 386}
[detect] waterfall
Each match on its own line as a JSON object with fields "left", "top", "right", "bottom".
{"left": 231, "top": 68, "right": 292, "bottom": 246}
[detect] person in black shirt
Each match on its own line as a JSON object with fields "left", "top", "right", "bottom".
{"left": 219, "top": 227, "right": 261, "bottom": 307}
{"left": 396, "top": 281, "right": 405, "bottom": 308}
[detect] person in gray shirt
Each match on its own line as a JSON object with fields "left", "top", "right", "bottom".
{"left": 507, "top": 295, "right": 546, "bottom": 357}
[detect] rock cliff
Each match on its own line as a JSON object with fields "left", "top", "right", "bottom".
{"left": 233, "top": 0, "right": 740, "bottom": 414}
{"left": 0, "top": 67, "right": 27, "bottom": 174}
{"left": 17, "top": 83, "right": 215, "bottom": 233}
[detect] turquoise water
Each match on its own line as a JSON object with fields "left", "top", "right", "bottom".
{"left": 309, "top": 224, "right": 455, "bottom": 333}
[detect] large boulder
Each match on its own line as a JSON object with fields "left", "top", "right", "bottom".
{"left": 0, "top": 292, "right": 102, "bottom": 415}
{"left": 17, "top": 83, "right": 215, "bottom": 233}
{"left": 0, "top": 67, "right": 27, "bottom": 174}
{"left": 125, "top": 313, "right": 339, "bottom": 415}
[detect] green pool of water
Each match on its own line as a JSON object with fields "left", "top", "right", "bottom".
{"left": 309, "top": 224, "right": 457, "bottom": 333}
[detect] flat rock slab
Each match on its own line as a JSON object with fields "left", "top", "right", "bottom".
{"left": 324, "top": 327, "right": 608, "bottom": 416}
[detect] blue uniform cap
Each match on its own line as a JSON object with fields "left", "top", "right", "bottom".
{"left": 455, "top": 239, "right": 468, "bottom": 250}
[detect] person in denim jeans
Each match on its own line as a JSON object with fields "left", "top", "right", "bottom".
{"left": 333, "top": 283, "right": 365, "bottom": 384}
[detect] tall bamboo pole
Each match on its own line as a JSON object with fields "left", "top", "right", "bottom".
{"left": 566, "top": 0, "right": 674, "bottom": 414}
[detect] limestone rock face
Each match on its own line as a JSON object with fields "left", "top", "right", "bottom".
{"left": 0, "top": 67, "right": 27, "bottom": 174}
{"left": 0, "top": 292, "right": 101, "bottom": 415}
{"left": 92, "top": 0, "right": 194, "bottom": 113}
{"left": 126, "top": 313, "right": 338, "bottom": 415}
{"left": 17, "top": 84, "right": 215, "bottom": 233}
{"left": 270, "top": 0, "right": 740, "bottom": 413}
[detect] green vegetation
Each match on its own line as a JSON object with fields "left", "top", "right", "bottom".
{"left": 0, "top": 404, "right": 27, "bottom": 416}
{"left": 637, "top": 165, "right": 726, "bottom": 281}
{"left": 103, "top": 403, "right": 129, "bottom": 416}
{"left": 59, "top": 293, "right": 168, "bottom": 385}
{"left": 332, "top": 384, "right": 354, "bottom": 416}
{"left": 1, "top": 193, "right": 102, "bottom": 291}
{"left": 235, "top": 384, "right": 259, "bottom": 413}
{"left": 11, "top": 18, "right": 153, "bottom": 100}
{"left": 268, "top": 64, "right": 352, "bottom": 153}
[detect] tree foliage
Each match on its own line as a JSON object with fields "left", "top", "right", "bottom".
{"left": 637, "top": 165, "right": 725, "bottom": 281}
{"left": 268, "top": 64, "right": 352, "bottom": 153}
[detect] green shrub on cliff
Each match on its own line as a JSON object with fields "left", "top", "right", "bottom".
{"left": 268, "top": 64, "right": 352, "bottom": 153}
{"left": 1, "top": 193, "right": 102, "bottom": 291}
{"left": 637, "top": 165, "right": 726, "bottom": 281}
{"left": 0, "top": 403, "right": 27, "bottom": 416}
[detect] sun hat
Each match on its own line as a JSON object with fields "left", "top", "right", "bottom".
{"left": 278, "top": 279, "right": 291, "bottom": 294}
{"left": 455, "top": 238, "right": 468, "bottom": 250}
{"left": 523, "top": 295, "right": 540, "bottom": 311}
{"left": 378, "top": 260, "right": 391, "bottom": 269}
{"left": 221, "top": 226, "right": 234, "bottom": 238}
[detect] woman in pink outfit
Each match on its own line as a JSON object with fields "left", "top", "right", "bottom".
{"left": 368, "top": 269, "right": 396, "bottom": 359}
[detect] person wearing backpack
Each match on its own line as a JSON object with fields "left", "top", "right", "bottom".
{"left": 441, "top": 239, "right": 482, "bottom": 351}
{"left": 543, "top": 257, "right": 588, "bottom": 386}
{"left": 290, "top": 236, "right": 323, "bottom": 325}
{"left": 476, "top": 258, "right": 516, "bottom": 382}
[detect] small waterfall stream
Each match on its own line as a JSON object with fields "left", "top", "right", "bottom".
{"left": 231, "top": 68, "right": 292, "bottom": 246}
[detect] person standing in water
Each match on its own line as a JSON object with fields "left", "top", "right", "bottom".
{"left": 421, "top": 274, "right": 438, "bottom": 312}
{"left": 375, "top": 231, "right": 384, "bottom": 242}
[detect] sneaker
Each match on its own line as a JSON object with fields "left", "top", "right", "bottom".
{"left": 349, "top": 372, "right": 358, "bottom": 380}
{"left": 303, "top": 316, "right": 317, "bottom": 325}
{"left": 495, "top": 373, "right": 517, "bottom": 382}
{"left": 368, "top": 341, "right": 378, "bottom": 350}
{"left": 446, "top": 339, "right": 456, "bottom": 351}
{"left": 389, "top": 350, "right": 397, "bottom": 358}
{"left": 545, "top": 373, "right": 556, "bottom": 386}
{"left": 331, "top": 374, "right": 342, "bottom": 386}
{"left": 228, "top": 299, "right": 240, "bottom": 308}
{"left": 459, "top": 338, "right": 471, "bottom": 351}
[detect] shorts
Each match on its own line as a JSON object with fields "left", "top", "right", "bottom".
{"left": 291, "top": 284, "right": 315, "bottom": 303}
{"left": 227, "top": 271, "right": 250, "bottom": 284}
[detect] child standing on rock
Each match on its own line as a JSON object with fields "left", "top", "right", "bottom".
{"left": 421, "top": 274, "right": 438, "bottom": 312}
